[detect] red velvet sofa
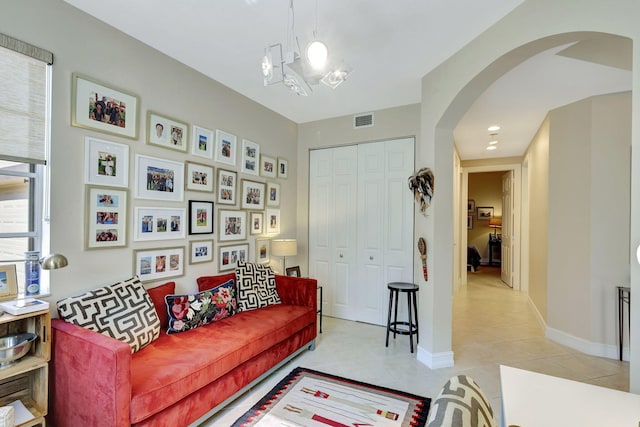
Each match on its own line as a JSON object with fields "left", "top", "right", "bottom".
{"left": 49, "top": 274, "right": 318, "bottom": 427}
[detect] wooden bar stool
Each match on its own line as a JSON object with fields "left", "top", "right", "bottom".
{"left": 385, "top": 282, "right": 419, "bottom": 353}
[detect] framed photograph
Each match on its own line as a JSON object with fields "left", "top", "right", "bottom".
{"left": 217, "top": 169, "right": 237, "bottom": 205}
{"left": 241, "top": 179, "right": 266, "bottom": 210}
{"left": 241, "top": 139, "right": 260, "bottom": 176}
{"left": 266, "top": 182, "right": 280, "bottom": 207}
{"left": 189, "top": 200, "right": 214, "bottom": 235}
{"left": 255, "top": 238, "right": 270, "bottom": 264}
{"left": 468, "top": 199, "right": 476, "bottom": 214}
{"left": 71, "top": 73, "right": 139, "bottom": 139}
{"left": 265, "top": 208, "right": 281, "bottom": 234}
{"left": 260, "top": 155, "right": 277, "bottom": 178}
{"left": 135, "top": 154, "right": 184, "bottom": 202}
{"left": 84, "top": 136, "right": 129, "bottom": 188}
{"left": 147, "top": 111, "right": 188, "bottom": 153}
{"left": 214, "top": 129, "right": 237, "bottom": 166}
{"left": 219, "top": 209, "right": 247, "bottom": 241}
{"left": 191, "top": 125, "right": 214, "bottom": 159}
{"left": 86, "top": 186, "right": 127, "bottom": 249}
{"left": 250, "top": 212, "right": 264, "bottom": 235}
{"left": 219, "top": 243, "right": 249, "bottom": 271}
{"left": 467, "top": 215, "right": 473, "bottom": 230}
{"left": 277, "top": 158, "right": 288, "bottom": 179}
{"left": 477, "top": 206, "right": 494, "bottom": 221}
{"left": 0, "top": 265, "right": 18, "bottom": 300}
{"left": 286, "top": 266, "right": 301, "bottom": 277}
{"left": 190, "top": 240, "right": 213, "bottom": 264}
{"left": 134, "top": 246, "right": 185, "bottom": 282}
{"left": 134, "top": 207, "right": 186, "bottom": 241}
{"left": 185, "top": 161, "right": 214, "bottom": 193}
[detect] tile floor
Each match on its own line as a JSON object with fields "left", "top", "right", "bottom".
{"left": 198, "top": 267, "right": 629, "bottom": 426}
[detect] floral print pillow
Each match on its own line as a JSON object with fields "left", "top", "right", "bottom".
{"left": 165, "top": 279, "right": 237, "bottom": 334}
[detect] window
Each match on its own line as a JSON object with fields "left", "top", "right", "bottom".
{"left": 0, "top": 33, "right": 53, "bottom": 296}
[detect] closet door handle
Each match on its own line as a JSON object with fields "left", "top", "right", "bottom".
{"left": 339, "top": 253, "right": 344, "bottom": 258}
{"left": 369, "top": 256, "right": 374, "bottom": 260}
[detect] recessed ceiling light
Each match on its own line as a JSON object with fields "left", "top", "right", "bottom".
{"left": 486, "top": 146, "right": 497, "bottom": 151}
{"left": 489, "top": 140, "right": 498, "bottom": 145}
{"left": 488, "top": 125, "right": 501, "bottom": 132}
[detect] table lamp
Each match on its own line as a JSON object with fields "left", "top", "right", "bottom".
{"left": 270, "top": 239, "right": 297, "bottom": 273}
{"left": 489, "top": 217, "right": 502, "bottom": 237}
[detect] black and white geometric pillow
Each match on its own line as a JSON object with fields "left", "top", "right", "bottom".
{"left": 235, "top": 261, "right": 281, "bottom": 311}
{"left": 57, "top": 276, "right": 160, "bottom": 353}
{"left": 426, "top": 375, "right": 497, "bottom": 427}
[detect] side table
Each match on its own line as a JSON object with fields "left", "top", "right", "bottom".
{"left": 617, "top": 285, "right": 630, "bottom": 361}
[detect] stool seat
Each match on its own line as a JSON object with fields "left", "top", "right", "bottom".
{"left": 385, "top": 282, "right": 419, "bottom": 353}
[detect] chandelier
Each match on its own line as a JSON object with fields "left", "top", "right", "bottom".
{"left": 261, "top": 0, "right": 352, "bottom": 96}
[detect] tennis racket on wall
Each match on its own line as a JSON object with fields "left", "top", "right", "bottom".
{"left": 418, "top": 237, "right": 428, "bottom": 281}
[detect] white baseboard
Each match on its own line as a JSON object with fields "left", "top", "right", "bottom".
{"left": 527, "top": 296, "right": 546, "bottom": 331}
{"left": 416, "top": 345, "right": 454, "bottom": 369}
{"left": 546, "top": 326, "right": 628, "bottom": 361}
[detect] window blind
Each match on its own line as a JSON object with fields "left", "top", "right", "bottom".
{"left": 0, "top": 33, "right": 53, "bottom": 165}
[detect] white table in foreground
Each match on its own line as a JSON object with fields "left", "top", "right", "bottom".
{"left": 500, "top": 365, "right": 640, "bottom": 427}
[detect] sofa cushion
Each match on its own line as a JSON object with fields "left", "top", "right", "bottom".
{"left": 165, "top": 279, "right": 237, "bottom": 334}
{"left": 235, "top": 261, "right": 280, "bottom": 311}
{"left": 129, "top": 303, "right": 315, "bottom": 423}
{"left": 146, "top": 281, "right": 175, "bottom": 330}
{"left": 57, "top": 276, "right": 160, "bottom": 353}
{"left": 197, "top": 272, "right": 236, "bottom": 292}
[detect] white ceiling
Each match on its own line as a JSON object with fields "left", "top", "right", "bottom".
{"left": 64, "top": 0, "right": 632, "bottom": 160}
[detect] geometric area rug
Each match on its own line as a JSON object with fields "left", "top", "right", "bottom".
{"left": 232, "top": 367, "right": 431, "bottom": 427}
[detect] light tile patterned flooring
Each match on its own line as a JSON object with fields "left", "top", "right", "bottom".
{"left": 198, "top": 267, "right": 629, "bottom": 426}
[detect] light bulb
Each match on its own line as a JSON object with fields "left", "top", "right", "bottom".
{"left": 306, "top": 40, "right": 328, "bottom": 69}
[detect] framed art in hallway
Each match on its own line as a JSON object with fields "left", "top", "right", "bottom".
{"left": 191, "top": 125, "right": 214, "bottom": 159}
{"left": 134, "top": 246, "right": 184, "bottom": 282}
{"left": 266, "top": 182, "right": 280, "bottom": 207}
{"left": 219, "top": 210, "right": 247, "bottom": 241}
{"left": 260, "top": 155, "right": 277, "bottom": 178}
{"left": 241, "top": 139, "right": 260, "bottom": 176}
{"left": 467, "top": 215, "right": 473, "bottom": 229}
{"left": 219, "top": 244, "right": 249, "bottom": 271}
{"left": 71, "top": 73, "right": 139, "bottom": 139}
{"left": 135, "top": 154, "right": 184, "bottom": 202}
{"left": 189, "top": 240, "right": 213, "bottom": 264}
{"left": 468, "top": 199, "right": 475, "bottom": 214}
{"left": 185, "top": 161, "right": 214, "bottom": 193}
{"left": 255, "top": 238, "right": 269, "bottom": 264}
{"left": 476, "top": 206, "right": 493, "bottom": 221}
{"left": 266, "top": 208, "right": 280, "bottom": 234}
{"left": 189, "top": 200, "right": 214, "bottom": 235}
{"left": 250, "top": 212, "right": 264, "bottom": 235}
{"left": 277, "top": 158, "right": 288, "bottom": 179}
{"left": 241, "top": 180, "right": 266, "bottom": 210}
{"left": 134, "top": 207, "right": 186, "bottom": 241}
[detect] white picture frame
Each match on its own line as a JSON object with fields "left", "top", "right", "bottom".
{"left": 147, "top": 111, "right": 189, "bottom": 153}
{"left": 250, "top": 212, "right": 264, "bottom": 235}
{"left": 214, "top": 129, "right": 237, "bottom": 166}
{"left": 219, "top": 243, "right": 249, "bottom": 271}
{"left": 191, "top": 125, "right": 214, "bottom": 159}
{"left": 190, "top": 240, "right": 213, "bottom": 264}
{"left": 241, "top": 139, "right": 260, "bottom": 176}
{"left": 241, "top": 179, "right": 266, "bottom": 210}
{"left": 134, "top": 207, "right": 186, "bottom": 242}
{"left": 277, "top": 157, "right": 288, "bottom": 179}
{"left": 185, "top": 161, "right": 214, "bottom": 193}
{"left": 255, "top": 238, "right": 270, "bottom": 264}
{"left": 217, "top": 169, "right": 237, "bottom": 205}
{"left": 135, "top": 154, "right": 184, "bottom": 202}
{"left": 86, "top": 186, "right": 128, "bottom": 249}
{"left": 219, "top": 209, "right": 247, "bottom": 241}
{"left": 84, "top": 136, "right": 129, "bottom": 188}
{"left": 260, "top": 155, "right": 277, "bottom": 178}
{"left": 266, "top": 208, "right": 281, "bottom": 234}
{"left": 134, "top": 246, "right": 185, "bottom": 282}
{"left": 266, "top": 182, "right": 280, "bottom": 207}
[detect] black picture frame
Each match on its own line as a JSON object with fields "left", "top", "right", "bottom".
{"left": 286, "top": 266, "right": 301, "bottom": 277}
{"left": 188, "top": 200, "right": 214, "bottom": 235}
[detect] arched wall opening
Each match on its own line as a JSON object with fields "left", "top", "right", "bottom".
{"left": 416, "top": 0, "right": 640, "bottom": 393}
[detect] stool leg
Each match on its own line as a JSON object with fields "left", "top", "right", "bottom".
{"left": 412, "top": 291, "right": 419, "bottom": 344}
{"left": 393, "top": 290, "right": 399, "bottom": 339}
{"left": 407, "top": 291, "right": 414, "bottom": 353}
{"left": 385, "top": 290, "right": 393, "bottom": 347}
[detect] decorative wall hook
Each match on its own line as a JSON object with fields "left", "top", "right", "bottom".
{"left": 408, "top": 168, "right": 434, "bottom": 214}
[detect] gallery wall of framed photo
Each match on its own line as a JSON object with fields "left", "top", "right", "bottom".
{"left": 75, "top": 72, "right": 293, "bottom": 285}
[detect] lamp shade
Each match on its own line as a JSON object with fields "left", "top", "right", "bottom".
{"left": 40, "top": 253, "right": 69, "bottom": 270}
{"left": 271, "top": 239, "right": 297, "bottom": 257}
{"left": 489, "top": 217, "right": 502, "bottom": 228}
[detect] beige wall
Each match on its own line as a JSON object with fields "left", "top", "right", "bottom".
{"left": 1, "top": 0, "right": 298, "bottom": 301}
{"left": 467, "top": 172, "right": 503, "bottom": 262}
{"left": 546, "top": 92, "right": 631, "bottom": 353}
{"left": 295, "top": 104, "right": 421, "bottom": 275}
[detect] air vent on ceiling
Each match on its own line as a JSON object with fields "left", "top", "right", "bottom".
{"left": 353, "top": 112, "right": 374, "bottom": 129}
